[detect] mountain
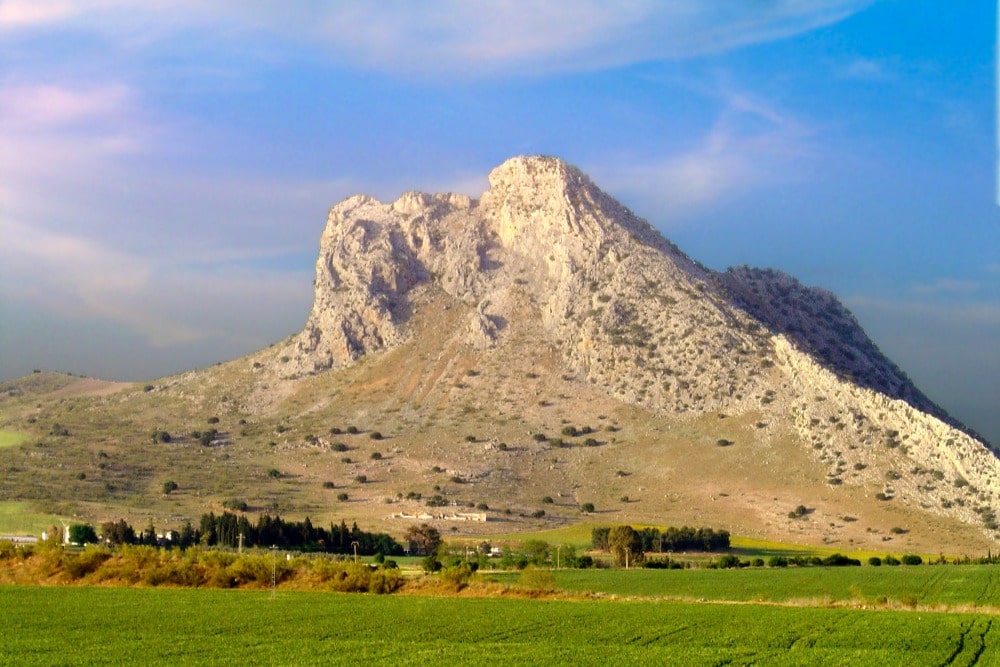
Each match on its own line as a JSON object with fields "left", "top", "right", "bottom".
{"left": 0, "top": 156, "right": 996, "bottom": 551}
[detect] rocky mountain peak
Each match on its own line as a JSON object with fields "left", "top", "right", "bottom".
{"left": 270, "top": 156, "right": 998, "bottom": 537}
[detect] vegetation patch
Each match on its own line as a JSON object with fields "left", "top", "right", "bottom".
{"left": 0, "top": 430, "right": 29, "bottom": 449}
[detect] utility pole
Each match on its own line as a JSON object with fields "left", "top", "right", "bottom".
{"left": 351, "top": 541, "right": 359, "bottom": 563}
{"left": 237, "top": 532, "right": 244, "bottom": 554}
{"left": 556, "top": 545, "right": 562, "bottom": 570}
{"left": 270, "top": 546, "right": 276, "bottom": 599}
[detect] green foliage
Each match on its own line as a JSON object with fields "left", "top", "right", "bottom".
{"left": 608, "top": 525, "right": 643, "bottom": 567}
{"left": 901, "top": 554, "right": 923, "bottom": 566}
{"left": 68, "top": 523, "right": 98, "bottom": 545}
{"left": 162, "top": 481, "right": 179, "bottom": 495}
{"left": 580, "top": 502, "right": 595, "bottom": 513}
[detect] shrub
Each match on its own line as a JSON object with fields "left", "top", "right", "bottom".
{"left": 767, "top": 556, "right": 788, "bottom": 568}
{"left": 267, "top": 468, "right": 281, "bottom": 479}
{"left": 207, "top": 417, "right": 220, "bottom": 424}
{"left": 438, "top": 563, "right": 475, "bottom": 591}
{"left": 336, "top": 493, "right": 349, "bottom": 501}
{"left": 901, "top": 554, "right": 923, "bottom": 566}
{"left": 883, "top": 555, "right": 900, "bottom": 566}
{"left": 162, "top": 480, "right": 179, "bottom": 494}
{"left": 517, "top": 566, "right": 556, "bottom": 591}
{"left": 580, "top": 502, "right": 595, "bottom": 513}
{"left": 322, "top": 481, "right": 335, "bottom": 489}
{"left": 331, "top": 443, "right": 348, "bottom": 452}
{"left": 867, "top": 556, "right": 882, "bottom": 566}
{"left": 354, "top": 475, "right": 367, "bottom": 484}
{"left": 369, "top": 432, "right": 383, "bottom": 440}
{"left": 541, "top": 496, "right": 554, "bottom": 504}
{"left": 370, "top": 452, "right": 382, "bottom": 460}
{"left": 716, "top": 439, "right": 734, "bottom": 447}
{"left": 531, "top": 510, "right": 545, "bottom": 519}
{"left": 584, "top": 438, "right": 599, "bottom": 446}
{"left": 421, "top": 555, "right": 441, "bottom": 573}
{"left": 532, "top": 433, "right": 547, "bottom": 442}
{"left": 476, "top": 503, "right": 489, "bottom": 511}
{"left": 346, "top": 426, "right": 359, "bottom": 434}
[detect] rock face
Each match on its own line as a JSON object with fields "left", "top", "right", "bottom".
{"left": 282, "top": 155, "right": 999, "bottom": 536}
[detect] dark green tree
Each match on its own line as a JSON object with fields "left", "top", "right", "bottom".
{"left": 608, "top": 525, "right": 643, "bottom": 567}
{"left": 68, "top": 523, "right": 98, "bottom": 545}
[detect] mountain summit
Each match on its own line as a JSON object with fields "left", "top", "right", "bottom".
{"left": 274, "top": 155, "right": 998, "bottom": 536}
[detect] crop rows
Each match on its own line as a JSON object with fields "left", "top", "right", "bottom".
{"left": 1, "top": 586, "right": 996, "bottom": 665}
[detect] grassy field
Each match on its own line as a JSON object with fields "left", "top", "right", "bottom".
{"left": 0, "top": 502, "right": 64, "bottom": 535}
{"left": 489, "top": 565, "right": 1000, "bottom": 608}
{"left": 1, "top": 585, "right": 997, "bottom": 665}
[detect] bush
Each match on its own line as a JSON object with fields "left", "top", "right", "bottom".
{"left": 346, "top": 426, "right": 359, "bottom": 434}
{"left": 867, "top": 556, "right": 882, "bottom": 566}
{"left": 421, "top": 555, "right": 441, "bottom": 573}
{"left": 370, "top": 452, "right": 382, "bottom": 460}
{"left": 336, "top": 493, "right": 349, "bottom": 501}
{"left": 541, "top": 496, "right": 554, "bottom": 504}
{"left": 531, "top": 510, "right": 545, "bottom": 519}
{"left": 438, "top": 563, "right": 475, "bottom": 591}
{"left": 883, "top": 555, "right": 901, "bottom": 566}
{"left": 322, "top": 481, "right": 336, "bottom": 489}
{"left": 267, "top": 468, "right": 281, "bottom": 478}
{"left": 901, "top": 554, "right": 923, "bottom": 566}
{"left": 354, "top": 475, "right": 367, "bottom": 484}
{"left": 517, "top": 566, "right": 556, "bottom": 591}
{"left": 162, "top": 480, "right": 179, "bottom": 494}
{"left": 369, "top": 432, "right": 383, "bottom": 440}
{"left": 207, "top": 417, "right": 220, "bottom": 424}
{"left": 331, "top": 443, "right": 348, "bottom": 452}
{"left": 767, "top": 556, "right": 788, "bottom": 568}
{"left": 580, "top": 502, "right": 595, "bottom": 513}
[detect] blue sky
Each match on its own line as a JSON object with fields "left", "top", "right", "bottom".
{"left": 1, "top": 1, "right": 997, "bottom": 443}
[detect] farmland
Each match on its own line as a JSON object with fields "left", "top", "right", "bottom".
{"left": 490, "top": 565, "right": 1000, "bottom": 608}
{"left": 1, "top": 585, "right": 997, "bottom": 666}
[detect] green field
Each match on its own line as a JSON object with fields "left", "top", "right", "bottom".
{"left": 0, "top": 502, "right": 64, "bottom": 535}
{"left": 490, "top": 565, "right": 1000, "bottom": 608}
{"left": 1, "top": 585, "right": 997, "bottom": 666}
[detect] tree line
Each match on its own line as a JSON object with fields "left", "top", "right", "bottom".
{"left": 591, "top": 525, "right": 730, "bottom": 553}
{"left": 96, "top": 513, "right": 404, "bottom": 555}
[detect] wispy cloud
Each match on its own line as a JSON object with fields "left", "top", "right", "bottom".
{"left": 1, "top": 1, "right": 875, "bottom": 78}
{"left": 595, "top": 86, "right": 813, "bottom": 217}
{"left": 912, "top": 277, "right": 982, "bottom": 296}
{"left": 837, "top": 56, "right": 893, "bottom": 82}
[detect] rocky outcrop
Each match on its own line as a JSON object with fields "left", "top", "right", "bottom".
{"left": 278, "top": 155, "right": 998, "bottom": 537}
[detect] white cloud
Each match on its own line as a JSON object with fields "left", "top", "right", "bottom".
{"left": 1, "top": 1, "right": 875, "bottom": 78}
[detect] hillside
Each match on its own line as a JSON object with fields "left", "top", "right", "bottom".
{"left": 0, "top": 156, "right": 996, "bottom": 553}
